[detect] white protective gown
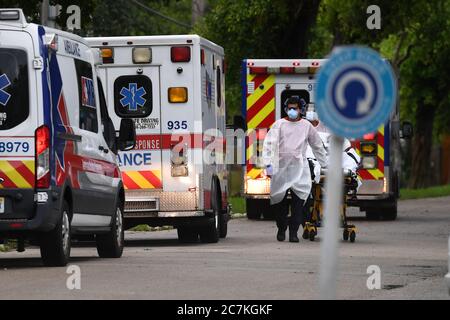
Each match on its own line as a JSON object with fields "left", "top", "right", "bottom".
{"left": 262, "top": 118, "right": 327, "bottom": 205}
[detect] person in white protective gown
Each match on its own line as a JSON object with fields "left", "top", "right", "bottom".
{"left": 262, "top": 96, "right": 327, "bottom": 242}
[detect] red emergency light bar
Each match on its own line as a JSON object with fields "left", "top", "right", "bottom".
{"left": 249, "top": 65, "right": 320, "bottom": 75}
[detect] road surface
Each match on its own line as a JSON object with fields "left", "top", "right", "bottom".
{"left": 1, "top": 196, "right": 449, "bottom": 300}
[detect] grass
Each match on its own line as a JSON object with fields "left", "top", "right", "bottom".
{"left": 129, "top": 225, "right": 173, "bottom": 232}
{"left": 400, "top": 184, "right": 450, "bottom": 200}
{"left": 229, "top": 196, "right": 246, "bottom": 217}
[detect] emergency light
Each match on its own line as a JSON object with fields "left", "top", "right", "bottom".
{"left": 133, "top": 47, "right": 152, "bottom": 64}
{"left": 168, "top": 87, "right": 188, "bottom": 103}
{"left": 101, "top": 48, "right": 114, "bottom": 64}
{"left": 171, "top": 46, "right": 191, "bottom": 62}
{"left": 249, "top": 62, "right": 321, "bottom": 75}
{"left": 0, "top": 9, "right": 20, "bottom": 20}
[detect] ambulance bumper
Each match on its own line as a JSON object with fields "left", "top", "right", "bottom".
{"left": 0, "top": 188, "right": 60, "bottom": 235}
{"left": 123, "top": 211, "right": 216, "bottom": 229}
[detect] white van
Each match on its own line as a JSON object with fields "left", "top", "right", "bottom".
{"left": 0, "top": 9, "right": 136, "bottom": 266}
{"left": 86, "top": 35, "right": 230, "bottom": 243}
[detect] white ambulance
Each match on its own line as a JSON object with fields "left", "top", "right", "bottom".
{"left": 0, "top": 9, "right": 136, "bottom": 266}
{"left": 242, "top": 59, "right": 409, "bottom": 221}
{"left": 86, "top": 35, "right": 230, "bottom": 243}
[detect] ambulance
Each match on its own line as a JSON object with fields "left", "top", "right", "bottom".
{"left": 0, "top": 9, "right": 136, "bottom": 266}
{"left": 86, "top": 35, "right": 229, "bottom": 243}
{"left": 242, "top": 59, "right": 410, "bottom": 221}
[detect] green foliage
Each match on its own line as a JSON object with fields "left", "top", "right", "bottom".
{"left": 195, "top": 0, "right": 321, "bottom": 119}
{"left": 400, "top": 184, "right": 450, "bottom": 200}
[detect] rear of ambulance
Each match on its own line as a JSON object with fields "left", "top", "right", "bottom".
{"left": 0, "top": 10, "right": 46, "bottom": 234}
{"left": 86, "top": 36, "right": 206, "bottom": 229}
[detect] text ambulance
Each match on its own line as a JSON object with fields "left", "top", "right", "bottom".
{"left": 242, "top": 59, "right": 406, "bottom": 221}
{"left": 0, "top": 9, "right": 136, "bottom": 266}
{"left": 86, "top": 35, "right": 229, "bottom": 243}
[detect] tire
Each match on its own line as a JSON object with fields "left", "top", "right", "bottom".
{"left": 381, "top": 205, "right": 397, "bottom": 221}
{"left": 177, "top": 227, "right": 199, "bottom": 243}
{"left": 343, "top": 229, "right": 349, "bottom": 241}
{"left": 199, "top": 182, "right": 220, "bottom": 243}
{"left": 246, "top": 198, "right": 261, "bottom": 220}
{"left": 219, "top": 211, "right": 228, "bottom": 238}
{"left": 246, "top": 199, "right": 272, "bottom": 220}
{"left": 365, "top": 209, "right": 381, "bottom": 221}
{"left": 349, "top": 231, "right": 356, "bottom": 243}
{"left": 40, "top": 200, "right": 71, "bottom": 267}
{"left": 96, "top": 202, "right": 124, "bottom": 258}
{"left": 262, "top": 206, "right": 276, "bottom": 220}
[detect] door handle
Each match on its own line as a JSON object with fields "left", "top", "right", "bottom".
{"left": 99, "top": 146, "right": 109, "bottom": 154}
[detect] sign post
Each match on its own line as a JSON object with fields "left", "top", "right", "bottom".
{"left": 315, "top": 46, "right": 397, "bottom": 299}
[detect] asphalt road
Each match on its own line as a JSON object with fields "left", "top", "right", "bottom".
{"left": 1, "top": 196, "right": 449, "bottom": 300}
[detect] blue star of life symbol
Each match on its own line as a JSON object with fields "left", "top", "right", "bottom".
{"left": 0, "top": 74, "right": 12, "bottom": 107}
{"left": 120, "top": 83, "right": 146, "bottom": 111}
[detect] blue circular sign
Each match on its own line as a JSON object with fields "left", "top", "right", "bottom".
{"left": 315, "top": 46, "right": 397, "bottom": 138}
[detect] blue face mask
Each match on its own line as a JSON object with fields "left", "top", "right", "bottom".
{"left": 287, "top": 108, "right": 299, "bottom": 120}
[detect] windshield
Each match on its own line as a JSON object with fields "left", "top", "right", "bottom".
{"left": 0, "top": 48, "right": 29, "bottom": 130}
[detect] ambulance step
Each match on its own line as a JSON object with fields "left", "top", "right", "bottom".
{"left": 125, "top": 198, "right": 159, "bottom": 213}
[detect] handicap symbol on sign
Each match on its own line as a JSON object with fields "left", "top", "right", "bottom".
{"left": 0, "top": 74, "right": 12, "bottom": 107}
{"left": 120, "top": 83, "right": 147, "bottom": 111}
{"left": 315, "top": 46, "right": 396, "bottom": 138}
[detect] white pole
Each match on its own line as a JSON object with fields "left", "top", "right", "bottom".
{"left": 319, "top": 134, "right": 344, "bottom": 299}
{"left": 41, "top": 0, "right": 49, "bottom": 26}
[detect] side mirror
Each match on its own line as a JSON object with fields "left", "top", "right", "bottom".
{"left": 118, "top": 119, "right": 136, "bottom": 151}
{"left": 105, "top": 117, "right": 118, "bottom": 154}
{"left": 400, "top": 121, "right": 413, "bottom": 139}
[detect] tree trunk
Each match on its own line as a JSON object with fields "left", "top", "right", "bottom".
{"left": 409, "top": 101, "right": 436, "bottom": 188}
{"left": 281, "top": 0, "right": 321, "bottom": 58}
{"left": 192, "top": 0, "right": 208, "bottom": 25}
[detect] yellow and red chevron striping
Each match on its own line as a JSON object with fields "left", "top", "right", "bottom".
{"left": 356, "top": 126, "right": 385, "bottom": 180}
{"left": 246, "top": 74, "right": 276, "bottom": 179}
{"left": 122, "top": 170, "right": 162, "bottom": 190}
{"left": 0, "top": 160, "right": 35, "bottom": 189}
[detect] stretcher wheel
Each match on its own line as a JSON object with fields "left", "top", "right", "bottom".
{"left": 349, "top": 231, "right": 356, "bottom": 243}
{"left": 343, "top": 229, "right": 349, "bottom": 241}
{"left": 309, "top": 229, "right": 316, "bottom": 242}
{"left": 302, "top": 228, "right": 310, "bottom": 240}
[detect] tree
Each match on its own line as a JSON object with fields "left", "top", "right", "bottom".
{"left": 312, "top": 0, "right": 450, "bottom": 188}
{"left": 195, "top": 0, "right": 321, "bottom": 119}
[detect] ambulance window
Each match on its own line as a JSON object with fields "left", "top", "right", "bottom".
{"left": 0, "top": 49, "right": 29, "bottom": 130}
{"left": 114, "top": 75, "right": 152, "bottom": 118}
{"left": 216, "top": 66, "right": 222, "bottom": 107}
{"left": 75, "top": 59, "right": 98, "bottom": 133}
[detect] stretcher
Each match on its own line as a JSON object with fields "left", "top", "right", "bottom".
{"left": 302, "top": 169, "right": 359, "bottom": 242}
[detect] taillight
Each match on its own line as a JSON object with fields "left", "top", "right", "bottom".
{"left": 100, "top": 48, "right": 114, "bottom": 64}
{"left": 35, "top": 125, "right": 50, "bottom": 189}
{"left": 201, "top": 49, "right": 205, "bottom": 65}
{"left": 171, "top": 46, "right": 191, "bottom": 62}
{"left": 168, "top": 87, "right": 188, "bottom": 103}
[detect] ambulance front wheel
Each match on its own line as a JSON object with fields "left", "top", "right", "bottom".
{"left": 96, "top": 201, "right": 124, "bottom": 258}
{"left": 39, "top": 200, "right": 71, "bottom": 267}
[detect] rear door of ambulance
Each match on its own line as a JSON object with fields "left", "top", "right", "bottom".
{"left": 0, "top": 29, "right": 38, "bottom": 219}
{"left": 102, "top": 48, "right": 163, "bottom": 192}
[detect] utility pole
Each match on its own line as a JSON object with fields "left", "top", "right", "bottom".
{"left": 192, "top": 0, "right": 208, "bottom": 25}
{"left": 41, "top": 0, "right": 49, "bottom": 26}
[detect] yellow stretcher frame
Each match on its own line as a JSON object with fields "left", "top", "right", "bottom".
{"left": 302, "top": 172, "right": 358, "bottom": 242}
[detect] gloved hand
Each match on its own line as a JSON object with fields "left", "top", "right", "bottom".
{"left": 265, "top": 165, "right": 273, "bottom": 177}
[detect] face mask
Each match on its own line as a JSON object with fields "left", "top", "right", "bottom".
{"left": 306, "top": 111, "right": 318, "bottom": 121}
{"left": 287, "top": 109, "right": 299, "bottom": 120}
